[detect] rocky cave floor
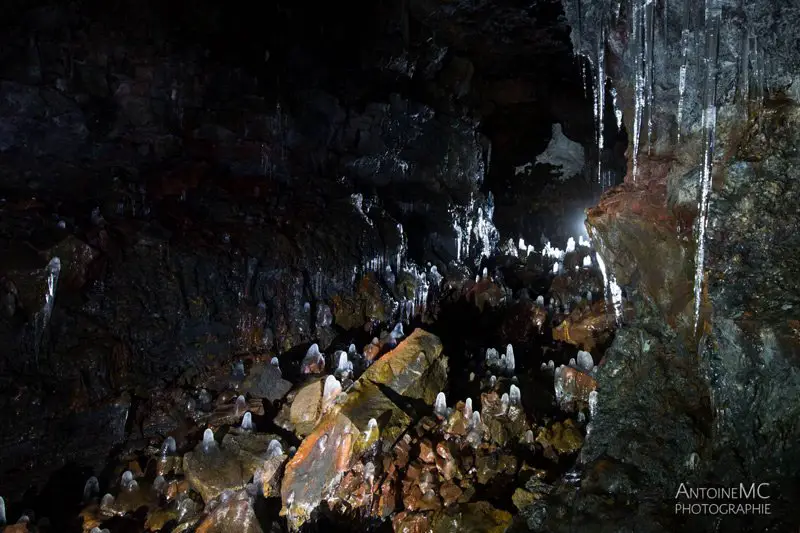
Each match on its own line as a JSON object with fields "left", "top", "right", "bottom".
{"left": 0, "top": 191, "right": 615, "bottom": 533}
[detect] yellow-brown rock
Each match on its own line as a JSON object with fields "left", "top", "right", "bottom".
{"left": 552, "top": 300, "right": 616, "bottom": 351}
{"left": 281, "top": 329, "right": 446, "bottom": 530}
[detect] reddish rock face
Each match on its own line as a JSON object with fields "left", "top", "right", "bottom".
{"left": 586, "top": 166, "right": 696, "bottom": 338}
{"left": 392, "top": 511, "right": 431, "bottom": 533}
{"left": 555, "top": 366, "right": 597, "bottom": 411}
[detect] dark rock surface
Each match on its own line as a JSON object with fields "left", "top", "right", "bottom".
{"left": 0, "top": 0, "right": 606, "bottom": 509}
{"left": 550, "top": 1, "right": 800, "bottom": 532}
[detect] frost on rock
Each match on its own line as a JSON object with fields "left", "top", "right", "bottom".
{"left": 577, "top": 350, "right": 594, "bottom": 373}
{"left": 434, "top": 392, "right": 448, "bottom": 418}
{"left": 321, "top": 375, "right": 343, "bottom": 412}
{"left": 535, "top": 124, "right": 586, "bottom": 180}
{"left": 241, "top": 411, "right": 256, "bottom": 431}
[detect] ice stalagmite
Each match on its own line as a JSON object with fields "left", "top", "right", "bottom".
{"left": 577, "top": 350, "right": 594, "bottom": 373}
{"left": 241, "top": 411, "right": 255, "bottom": 431}
{"left": 0, "top": 496, "right": 5, "bottom": 525}
{"left": 505, "top": 344, "right": 515, "bottom": 374}
{"left": 391, "top": 322, "right": 404, "bottom": 339}
{"left": 434, "top": 392, "right": 447, "bottom": 418}
{"left": 267, "top": 439, "right": 284, "bottom": 458}
{"left": 464, "top": 397, "right": 473, "bottom": 420}
{"left": 161, "top": 436, "right": 177, "bottom": 456}
{"left": 509, "top": 384, "right": 521, "bottom": 406}
{"left": 202, "top": 428, "right": 217, "bottom": 454}
{"left": 322, "top": 375, "right": 342, "bottom": 411}
{"left": 83, "top": 476, "right": 99, "bottom": 503}
{"left": 234, "top": 395, "right": 247, "bottom": 416}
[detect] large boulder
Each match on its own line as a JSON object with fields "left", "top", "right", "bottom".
{"left": 281, "top": 328, "right": 446, "bottom": 530}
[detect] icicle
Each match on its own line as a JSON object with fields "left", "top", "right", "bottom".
{"left": 596, "top": 27, "right": 606, "bottom": 184}
{"left": 500, "top": 393, "right": 510, "bottom": 414}
{"left": 83, "top": 476, "right": 99, "bottom": 503}
{"left": 589, "top": 390, "right": 599, "bottom": 418}
{"left": 267, "top": 439, "right": 284, "bottom": 458}
{"left": 434, "top": 392, "right": 447, "bottom": 418}
{"left": 322, "top": 375, "right": 343, "bottom": 411}
{"left": 202, "top": 428, "right": 217, "bottom": 453}
{"left": 234, "top": 395, "right": 247, "bottom": 416}
{"left": 464, "top": 398, "right": 473, "bottom": 420}
{"left": 631, "top": 0, "right": 644, "bottom": 179}
{"left": 161, "top": 436, "right": 176, "bottom": 456}
{"left": 677, "top": 28, "right": 690, "bottom": 143}
{"left": 693, "top": 0, "right": 721, "bottom": 331}
{"left": 241, "top": 411, "right": 255, "bottom": 431}
{"left": 509, "top": 384, "right": 521, "bottom": 406}
{"left": 577, "top": 350, "right": 594, "bottom": 373}
{"left": 645, "top": 0, "right": 655, "bottom": 154}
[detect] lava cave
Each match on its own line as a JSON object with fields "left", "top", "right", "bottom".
{"left": 1, "top": 0, "right": 799, "bottom": 532}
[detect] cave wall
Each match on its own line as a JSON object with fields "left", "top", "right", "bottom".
{"left": 561, "top": 0, "right": 800, "bottom": 531}
{"left": 0, "top": 0, "right": 601, "bottom": 501}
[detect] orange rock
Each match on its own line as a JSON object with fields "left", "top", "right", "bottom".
{"left": 555, "top": 366, "right": 597, "bottom": 410}
{"left": 552, "top": 300, "right": 615, "bottom": 351}
{"left": 419, "top": 439, "right": 436, "bottom": 463}
{"left": 393, "top": 511, "right": 431, "bottom": 533}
